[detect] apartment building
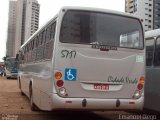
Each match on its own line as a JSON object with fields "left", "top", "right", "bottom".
{"left": 125, "top": 0, "right": 160, "bottom": 31}
{"left": 6, "top": 0, "right": 40, "bottom": 57}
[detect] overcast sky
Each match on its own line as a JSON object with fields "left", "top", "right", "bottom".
{"left": 0, "top": 0, "right": 125, "bottom": 62}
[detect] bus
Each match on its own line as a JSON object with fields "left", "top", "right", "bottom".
{"left": 5, "top": 57, "right": 18, "bottom": 79}
{"left": 145, "top": 29, "right": 160, "bottom": 112}
{"left": 17, "top": 7, "right": 145, "bottom": 111}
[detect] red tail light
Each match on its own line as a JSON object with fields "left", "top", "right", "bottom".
{"left": 137, "top": 84, "right": 143, "bottom": 91}
{"left": 56, "top": 80, "right": 64, "bottom": 87}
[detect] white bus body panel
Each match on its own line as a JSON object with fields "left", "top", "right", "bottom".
{"left": 19, "top": 7, "right": 145, "bottom": 111}
{"left": 54, "top": 44, "right": 145, "bottom": 99}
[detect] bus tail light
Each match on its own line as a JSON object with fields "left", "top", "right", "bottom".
{"left": 137, "top": 83, "right": 143, "bottom": 91}
{"left": 55, "top": 72, "right": 62, "bottom": 79}
{"left": 56, "top": 80, "right": 64, "bottom": 87}
{"left": 59, "top": 87, "right": 68, "bottom": 96}
{"left": 137, "top": 76, "right": 144, "bottom": 91}
{"left": 133, "top": 90, "right": 141, "bottom": 99}
{"left": 139, "top": 76, "right": 145, "bottom": 84}
{"left": 133, "top": 76, "right": 145, "bottom": 99}
{"left": 54, "top": 71, "right": 68, "bottom": 96}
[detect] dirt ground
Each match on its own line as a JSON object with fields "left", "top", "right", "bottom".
{"left": 0, "top": 77, "right": 34, "bottom": 114}
{"left": 0, "top": 76, "right": 159, "bottom": 120}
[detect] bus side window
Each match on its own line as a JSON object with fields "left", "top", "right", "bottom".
{"left": 20, "top": 51, "right": 24, "bottom": 64}
{"left": 146, "top": 38, "right": 155, "bottom": 66}
{"left": 44, "top": 22, "right": 56, "bottom": 59}
{"left": 154, "top": 37, "right": 160, "bottom": 66}
{"left": 46, "top": 26, "right": 51, "bottom": 42}
{"left": 32, "top": 38, "right": 36, "bottom": 62}
{"left": 24, "top": 46, "right": 27, "bottom": 63}
{"left": 39, "top": 32, "right": 43, "bottom": 45}
{"left": 42, "top": 30, "right": 46, "bottom": 44}
{"left": 36, "top": 36, "right": 39, "bottom": 48}
{"left": 51, "top": 22, "right": 56, "bottom": 39}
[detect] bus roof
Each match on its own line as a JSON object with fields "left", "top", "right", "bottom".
{"left": 20, "top": 6, "right": 142, "bottom": 49}
{"left": 145, "top": 29, "right": 160, "bottom": 38}
{"left": 61, "top": 6, "right": 141, "bottom": 19}
{"left": 6, "top": 57, "right": 16, "bottom": 60}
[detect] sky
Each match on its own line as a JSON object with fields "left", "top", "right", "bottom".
{"left": 0, "top": 0, "right": 125, "bottom": 62}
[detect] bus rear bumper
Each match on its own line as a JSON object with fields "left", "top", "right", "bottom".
{"left": 49, "top": 93, "right": 144, "bottom": 111}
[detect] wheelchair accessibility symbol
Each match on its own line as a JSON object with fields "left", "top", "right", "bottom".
{"left": 64, "top": 68, "right": 77, "bottom": 81}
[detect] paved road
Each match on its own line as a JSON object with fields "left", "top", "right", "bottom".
{"left": 0, "top": 76, "right": 159, "bottom": 120}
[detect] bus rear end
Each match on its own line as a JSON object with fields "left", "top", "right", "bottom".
{"left": 5, "top": 57, "right": 18, "bottom": 79}
{"left": 53, "top": 7, "right": 145, "bottom": 110}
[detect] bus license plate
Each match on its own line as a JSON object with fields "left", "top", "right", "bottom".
{"left": 94, "top": 84, "right": 109, "bottom": 90}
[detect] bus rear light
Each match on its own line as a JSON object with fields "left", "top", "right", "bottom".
{"left": 133, "top": 90, "right": 141, "bottom": 99}
{"left": 137, "top": 84, "right": 143, "bottom": 91}
{"left": 59, "top": 87, "right": 66, "bottom": 94}
{"left": 59, "top": 87, "right": 67, "bottom": 96}
{"left": 56, "top": 80, "right": 64, "bottom": 87}
{"left": 139, "top": 76, "right": 145, "bottom": 84}
{"left": 55, "top": 72, "right": 62, "bottom": 79}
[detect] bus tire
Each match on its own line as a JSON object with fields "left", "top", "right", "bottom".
{"left": 19, "top": 79, "right": 25, "bottom": 96}
{"left": 29, "top": 84, "right": 37, "bottom": 111}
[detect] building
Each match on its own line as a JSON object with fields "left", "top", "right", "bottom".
{"left": 125, "top": 0, "right": 160, "bottom": 31}
{"left": 6, "top": 1, "right": 17, "bottom": 57}
{"left": 153, "top": 0, "right": 160, "bottom": 29}
{"left": 6, "top": 0, "right": 40, "bottom": 57}
{"left": 24, "top": 0, "right": 40, "bottom": 42}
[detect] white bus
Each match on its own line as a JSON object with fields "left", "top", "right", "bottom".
{"left": 145, "top": 29, "right": 160, "bottom": 112}
{"left": 17, "top": 7, "right": 145, "bottom": 111}
{"left": 5, "top": 57, "right": 18, "bottom": 79}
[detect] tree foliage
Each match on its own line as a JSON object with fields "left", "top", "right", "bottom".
{"left": 2, "top": 55, "right": 9, "bottom": 62}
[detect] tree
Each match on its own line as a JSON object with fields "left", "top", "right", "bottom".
{"left": 2, "top": 55, "right": 9, "bottom": 62}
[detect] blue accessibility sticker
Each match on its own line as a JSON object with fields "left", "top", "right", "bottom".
{"left": 64, "top": 68, "right": 77, "bottom": 81}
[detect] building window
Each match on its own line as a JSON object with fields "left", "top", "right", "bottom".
{"left": 130, "top": 0, "right": 133, "bottom": 3}
{"left": 129, "top": 6, "right": 133, "bottom": 9}
{"left": 149, "top": 4, "right": 152, "bottom": 6}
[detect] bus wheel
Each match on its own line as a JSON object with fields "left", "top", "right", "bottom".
{"left": 19, "top": 79, "right": 25, "bottom": 96}
{"left": 29, "top": 84, "right": 37, "bottom": 111}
